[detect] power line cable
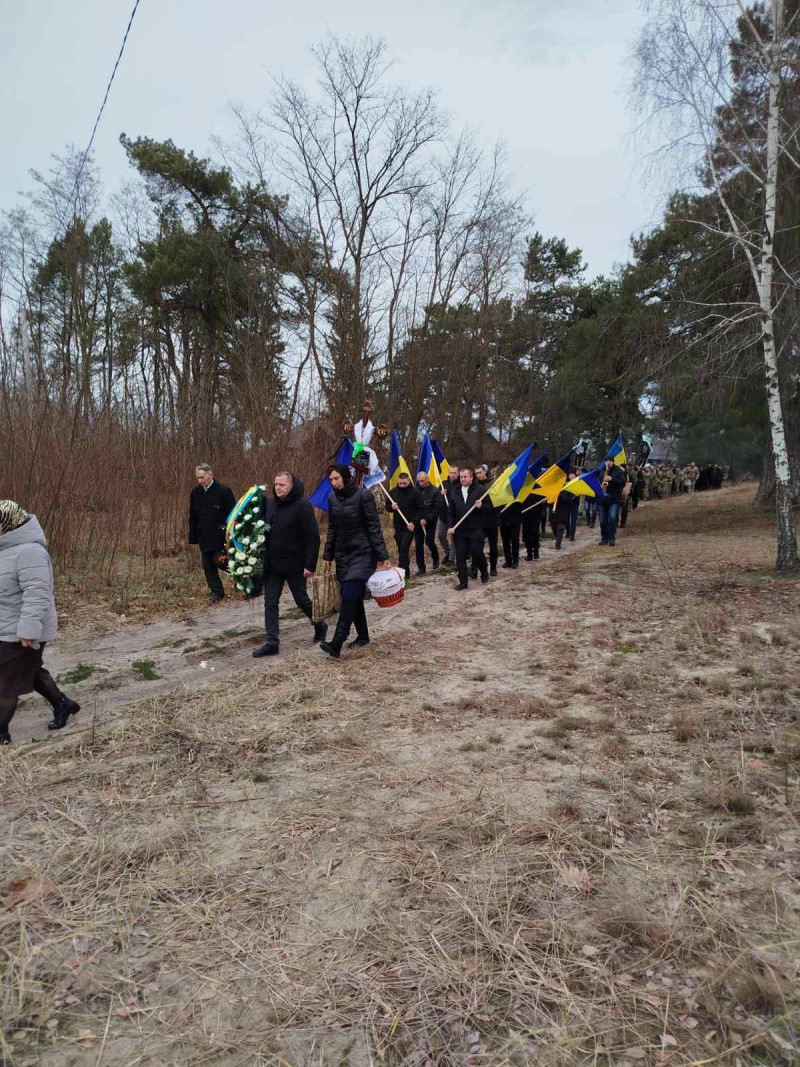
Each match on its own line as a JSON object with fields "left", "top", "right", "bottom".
{"left": 65, "top": 0, "right": 142, "bottom": 228}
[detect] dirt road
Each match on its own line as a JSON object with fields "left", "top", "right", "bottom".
{"left": 13, "top": 530, "right": 585, "bottom": 745}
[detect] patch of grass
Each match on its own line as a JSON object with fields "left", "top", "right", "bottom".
{"left": 220, "top": 627, "right": 260, "bottom": 639}
{"left": 471, "top": 671, "right": 488, "bottom": 682}
{"left": 55, "top": 662, "right": 107, "bottom": 686}
{"left": 675, "top": 640, "right": 688, "bottom": 651}
{"left": 282, "top": 607, "right": 307, "bottom": 621}
{"left": 131, "top": 658, "right": 160, "bottom": 681}
{"left": 599, "top": 734, "right": 630, "bottom": 760}
{"left": 459, "top": 740, "right": 487, "bottom": 753}
{"left": 487, "top": 732, "right": 503, "bottom": 745}
{"left": 542, "top": 714, "right": 589, "bottom": 739}
{"left": 155, "top": 637, "right": 189, "bottom": 649}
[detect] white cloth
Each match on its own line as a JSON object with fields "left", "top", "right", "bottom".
{"left": 461, "top": 486, "right": 469, "bottom": 503}
{"left": 354, "top": 419, "right": 374, "bottom": 447}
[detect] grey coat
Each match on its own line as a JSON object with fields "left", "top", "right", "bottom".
{"left": 0, "top": 516, "right": 58, "bottom": 643}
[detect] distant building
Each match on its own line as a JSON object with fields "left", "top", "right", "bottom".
{"left": 448, "top": 428, "right": 507, "bottom": 468}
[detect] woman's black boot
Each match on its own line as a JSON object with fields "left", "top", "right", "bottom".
{"left": 348, "top": 600, "right": 370, "bottom": 648}
{"left": 0, "top": 698, "right": 18, "bottom": 744}
{"left": 47, "top": 695, "right": 81, "bottom": 731}
{"left": 320, "top": 602, "right": 355, "bottom": 659}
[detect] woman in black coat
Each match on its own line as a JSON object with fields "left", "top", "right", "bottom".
{"left": 447, "top": 468, "right": 489, "bottom": 590}
{"left": 321, "top": 463, "right": 391, "bottom": 658}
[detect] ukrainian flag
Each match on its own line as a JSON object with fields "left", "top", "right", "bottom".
{"left": 389, "top": 429, "right": 412, "bottom": 490}
{"left": 416, "top": 432, "right": 443, "bottom": 488}
{"left": 607, "top": 434, "right": 626, "bottom": 466}
{"left": 488, "top": 442, "right": 537, "bottom": 507}
{"left": 431, "top": 438, "right": 450, "bottom": 481}
{"left": 530, "top": 447, "right": 577, "bottom": 504}
{"left": 563, "top": 466, "right": 608, "bottom": 499}
{"left": 309, "top": 438, "right": 354, "bottom": 511}
{"left": 516, "top": 451, "right": 549, "bottom": 504}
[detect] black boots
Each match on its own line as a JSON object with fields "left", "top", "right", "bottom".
{"left": 320, "top": 601, "right": 358, "bottom": 659}
{"left": 252, "top": 642, "right": 279, "bottom": 658}
{"left": 47, "top": 695, "right": 80, "bottom": 731}
{"left": 313, "top": 620, "right": 328, "bottom": 643}
{"left": 347, "top": 601, "right": 370, "bottom": 648}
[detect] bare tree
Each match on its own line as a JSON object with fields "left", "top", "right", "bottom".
{"left": 633, "top": 0, "right": 799, "bottom": 570}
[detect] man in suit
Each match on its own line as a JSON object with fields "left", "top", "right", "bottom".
{"left": 188, "top": 464, "right": 236, "bottom": 603}
{"left": 447, "top": 468, "right": 489, "bottom": 590}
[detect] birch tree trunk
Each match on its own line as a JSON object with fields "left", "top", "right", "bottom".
{"left": 759, "top": 0, "right": 797, "bottom": 570}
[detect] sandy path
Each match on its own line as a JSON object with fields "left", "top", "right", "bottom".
{"left": 11, "top": 526, "right": 592, "bottom": 744}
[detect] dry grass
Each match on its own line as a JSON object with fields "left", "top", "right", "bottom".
{"left": 1, "top": 485, "right": 799, "bottom": 1066}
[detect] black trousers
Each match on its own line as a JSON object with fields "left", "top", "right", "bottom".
{"left": 550, "top": 521, "right": 567, "bottom": 547}
{"left": 482, "top": 526, "right": 499, "bottom": 571}
{"left": 264, "top": 571, "right": 313, "bottom": 645}
{"left": 454, "top": 532, "right": 486, "bottom": 582}
{"left": 540, "top": 507, "right": 548, "bottom": 535}
{"left": 522, "top": 512, "right": 540, "bottom": 557}
{"left": 200, "top": 549, "right": 225, "bottom": 597}
{"left": 414, "top": 522, "right": 439, "bottom": 571}
{"left": 501, "top": 520, "right": 520, "bottom": 565}
{"left": 394, "top": 528, "right": 415, "bottom": 573}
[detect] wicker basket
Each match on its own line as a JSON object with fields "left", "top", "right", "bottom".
{"left": 367, "top": 566, "right": 406, "bottom": 609}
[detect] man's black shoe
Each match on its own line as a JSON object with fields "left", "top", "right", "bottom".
{"left": 502, "top": 561, "right": 512, "bottom": 569}
{"left": 480, "top": 572, "right": 490, "bottom": 584}
{"left": 490, "top": 567, "right": 497, "bottom": 576}
{"left": 511, "top": 561, "right": 519, "bottom": 569}
{"left": 455, "top": 580, "right": 469, "bottom": 590}
{"left": 209, "top": 593, "right": 224, "bottom": 604}
{"left": 252, "top": 643, "right": 279, "bottom": 658}
{"left": 348, "top": 637, "right": 370, "bottom": 648}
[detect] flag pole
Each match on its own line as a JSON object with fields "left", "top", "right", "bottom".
{"left": 520, "top": 495, "right": 549, "bottom": 515}
{"left": 377, "top": 482, "right": 412, "bottom": 527}
{"left": 450, "top": 484, "right": 493, "bottom": 532}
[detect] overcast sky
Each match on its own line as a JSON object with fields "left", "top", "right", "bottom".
{"left": 1, "top": 0, "right": 661, "bottom": 277}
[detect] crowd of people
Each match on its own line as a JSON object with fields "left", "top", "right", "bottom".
{"left": 0, "top": 451, "right": 729, "bottom": 744}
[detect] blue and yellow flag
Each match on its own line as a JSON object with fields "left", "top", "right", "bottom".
{"left": 389, "top": 429, "right": 412, "bottom": 490}
{"left": 226, "top": 484, "right": 265, "bottom": 549}
{"left": 488, "top": 442, "right": 537, "bottom": 507}
{"left": 563, "top": 466, "right": 608, "bottom": 500}
{"left": 530, "top": 447, "right": 576, "bottom": 504}
{"left": 309, "top": 438, "right": 354, "bottom": 511}
{"left": 516, "top": 451, "right": 549, "bottom": 504}
{"left": 607, "top": 434, "right": 626, "bottom": 466}
{"left": 416, "top": 432, "right": 442, "bottom": 488}
{"left": 431, "top": 438, "right": 450, "bottom": 481}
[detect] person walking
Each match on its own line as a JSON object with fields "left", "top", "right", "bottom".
{"left": 384, "top": 471, "right": 423, "bottom": 581}
{"left": 598, "top": 459, "right": 626, "bottom": 547}
{"left": 550, "top": 488, "right": 572, "bottom": 549}
{"left": 448, "top": 468, "right": 488, "bottom": 590}
{"left": 438, "top": 465, "right": 460, "bottom": 565}
{"left": 522, "top": 499, "right": 542, "bottom": 560}
{"left": 252, "top": 472, "right": 326, "bottom": 658}
{"left": 474, "top": 465, "right": 500, "bottom": 576}
{"left": 320, "top": 463, "right": 391, "bottom": 659}
{"left": 415, "top": 472, "right": 445, "bottom": 574}
{"left": 0, "top": 501, "right": 80, "bottom": 744}
{"left": 500, "top": 500, "right": 523, "bottom": 568}
{"left": 189, "top": 464, "right": 236, "bottom": 603}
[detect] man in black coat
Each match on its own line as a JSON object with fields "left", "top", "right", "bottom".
{"left": 189, "top": 464, "right": 237, "bottom": 603}
{"left": 415, "top": 472, "right": 446, "bottom": 574}
{"left": 383, "top": 472, "right": 424, "bottom": 580}
{"left": 447, "top": 468, "right": 489, "bottom": 590}
{"left": 253, "top": 472, "right": 325, "bottom": 657}
{"left": 474, "top": 465, "right": 500, "bottom": 576}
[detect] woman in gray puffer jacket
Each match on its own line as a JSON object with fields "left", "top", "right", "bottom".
{"left": 0, "top": 501, "right": 80, "bottom": 744}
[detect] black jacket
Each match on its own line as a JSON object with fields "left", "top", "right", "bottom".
{"left": 600, "top": 464, "right": 627, "bottom": 504}
{"left": 189, "top": 481, "right": 237, "bottom": 552}
{"left": 323, "top": 482, "right": 389, "bottom": 581}
{"left": 261, "top": 477, "right": 320, "bottom": 576}
{"left": 418, "top": 484, "right": 447, "bottom": 525}
{"left": 474, "top": 477, "right": 500, "bottom": 528}
{"left": 551, "top": 490, "right": 573, "bottom": 526}
{"left": 448, "top": 482, "right": 485, "bottom": 536}
{"left": 500, "top": 500, "right": 523, "bottom": 527}
{"left": 384, "top": 484, "right": 424, "bottom": 534}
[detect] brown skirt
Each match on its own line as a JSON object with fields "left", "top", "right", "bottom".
{"left": 0, "top": 641, "right": 46, "bottom": 700}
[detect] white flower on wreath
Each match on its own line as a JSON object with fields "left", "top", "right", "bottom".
{"left": 255, "top": 519, "right": 266, "bottom": 528}
{"left": 243, "top": 565, "right": 253, "bottom": 574}
{"left": 256, "top": 535, "right": 265, "bottom": 545}
{"left": 236, "top": 582, "right": 244, "bottom": 590}
{"left": 235, "top": 551, "right": 246, "bottom": 561}
{"left": 248, "top": 556, "right": 257, "bottom": 565}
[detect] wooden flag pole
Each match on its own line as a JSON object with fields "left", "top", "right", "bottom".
{"left": 451, "top": 484, "right": 494, "bottom": 532}
{"left": 520, "top": 495, "right": 549, "bottom": 516}
{"left": 378, "top": 482, "right": 412, "bottom": 527}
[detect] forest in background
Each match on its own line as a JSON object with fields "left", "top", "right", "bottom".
{"left": 1, "top": 21, "right": 798, "bottom": 572}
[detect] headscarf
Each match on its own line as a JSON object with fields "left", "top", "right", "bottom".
{"left": 327, "top": 462, "right": 353, "bottom": 485}
{"left": 0, "top": 501, "right": 30, "bottom": 535}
